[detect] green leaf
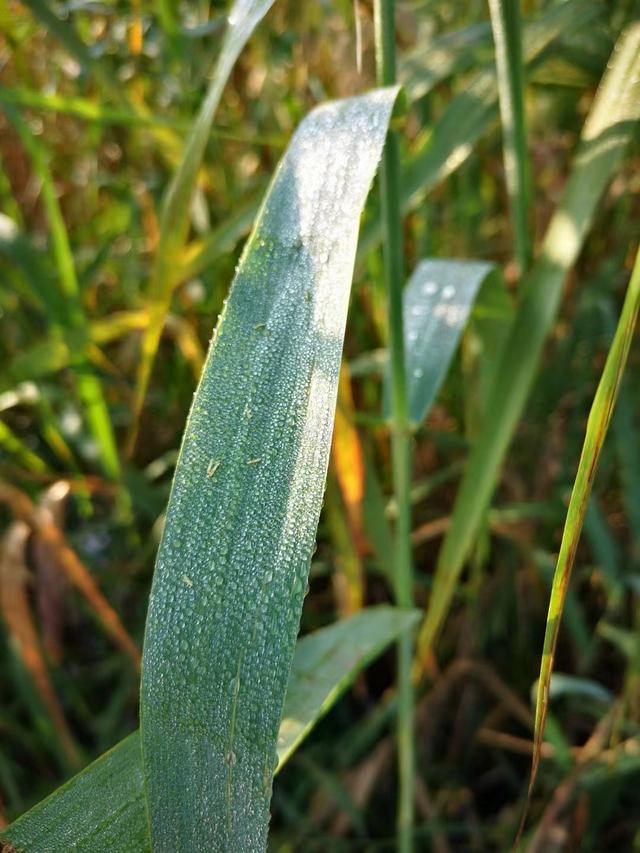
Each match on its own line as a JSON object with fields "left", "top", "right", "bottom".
{"left": 139, "top": 88, "right": 398, "bottom": 852}
{"left": 1, "top": 607, "right": 417, "bottom": 853}
{"left": 1, "top": 106, "right": 120, "bottom": 481}
{"left": 488, "top": 0, "right": 531, "bottom": 273}
{"left": 417, "top": 23, "right": 640, "bottom": 662}
{"left": 383, "top": 259, "right": 502, "bottom": 426}
{"left": 129, "top": 0, "right": 277, "bottom": 448}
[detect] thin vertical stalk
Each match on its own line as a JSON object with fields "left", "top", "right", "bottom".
{"left": 373, "top": 2, "right": 415, "bottom": 850}
{"left": 488, "top": 0, "right": 531, "bottom": 275}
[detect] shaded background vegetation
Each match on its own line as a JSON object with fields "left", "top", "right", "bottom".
{"left": 1, "top": 0, "right": 640, "bottom": 849}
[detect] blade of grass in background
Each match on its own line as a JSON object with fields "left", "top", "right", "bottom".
{"left": 1, "top": 607, "right": 416, "bottom": 853}
{"left": 382, "top": 259, "right": 502, "bottom": 426}
{"left": 373, "top": 3, "right": 415, "bottom": 850}
{"left": 140, "top": 88, "right": 398, "bottom": 852}
{"left": 128, "top": 0, "right": 276, "bottom": 452}
{"left": 524, "top": 243, "right": 640, "bottom": 819}
{"left": 360, "top": 0, "right": 600, "bottom": 258}
{"left": 0, "top": 419, "right": 50, "bottom": 475}
{"left": 417, "top": 24, "right": 640, "bottom": 665}
{"left": 488, "top": 0, "right": 531, "bottom": 274}
{"left": 2, "top": 107, "right": 121, "bottom": 482}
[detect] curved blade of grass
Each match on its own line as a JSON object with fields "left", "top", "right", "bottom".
{"left": 2, "top": 106, "right": 120, "bottom": 481}
{"left": 525, "top": 243, "right": 640, "bottom": 811}
{"left": 359, "top": 0, "right": 599, "bottom": 258}
{"left": 488, "top": 0, "right": 531, "bottom": 274}
{"left": 0, "top": 420, "right": 50, "bottom": 475}
{"left": 140, "top": 88, "right": 398, "bottom": 852}
{"left": 400, "top": 22, "right": 492, "bottom": 101}
{"left": 1, "top": 607, "right": 416, "bottom": 853}
{"left": 128, "top": 0, "right": 276, "bottom": 452}
{"left": 382, "top": 259, "right": 501, "bottom": 426}
{"left": 417, "top": 24, "right": 640, "bottom": 664}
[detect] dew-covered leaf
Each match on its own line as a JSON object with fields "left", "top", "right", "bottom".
{"left": 139, "top": 88, "right": 398, "bottom": 852}
{"left": 383, "top": 259, "right": 502, "bottom": 426}
{"left": 0, "top": 607, "right": 416, "bottom": 853}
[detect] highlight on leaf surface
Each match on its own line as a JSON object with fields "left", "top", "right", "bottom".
{"left": 139, "top": 87, "right": 399, "bottom": 852}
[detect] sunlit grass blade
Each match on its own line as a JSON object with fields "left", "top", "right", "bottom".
{"left": 400, "top": 21, "right": 492, "bottom": 101}
{"left": 359, "top": 0, "right": 599, "bottom": 258}
{"left": 2, "top": 106, "right": 120, "bottom": 481}
{"left": 1, "top": 607, "right": 416, "bottom": 852}
{"left": 417, "top": 24, "right": 640, "bottom": 665}
{"left": 180, "top": 192, "right": 266, "bottom": 280}
{"left": 0, "top": 86, "right": 286, "bottom": 147}
{"left": 140, "top": 88, "right": 398, "bottom": 852}
{"left": 382, "top": 259, "right": 503, "bottom": 426}
{"left": 128, "top": 0, "right": 276, "bottom": 452}
{"left": 524, "top": 243, "right": 640, "bottom": 820}
{"left": 488, "top": 0, "right": 531, "bottom": 274}
{"left": 329, "top": 367, "right": 367, "bottom": 613}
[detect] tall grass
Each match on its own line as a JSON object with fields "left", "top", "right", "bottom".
{"left": 1, "top": 2, "right": 640, "bottom": 850}
{"left": 373, "top": 2, "right": 415, "bottom": 850}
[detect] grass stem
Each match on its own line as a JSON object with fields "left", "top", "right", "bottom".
{"left": 373, "top": 2, "right": 415, "bottom": 850}
{"left": 488, "top": 0, "right": 531, "bottom": 275}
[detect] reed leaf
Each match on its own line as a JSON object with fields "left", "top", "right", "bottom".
{"left": 1, "top": 607, "right": 417, "bottom": 853}
{"left": 139, "top": 88, "right": 398, "bottom": 851}
{"left": 128, "top": 0, "right": 276, "bottom": 451}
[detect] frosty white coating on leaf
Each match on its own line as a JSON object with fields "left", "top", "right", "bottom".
{"left": 386, "top": 259, "right": 494, "bottom": 425}
{"left": 140, "top": 88, "right": 398, "bottom": 852}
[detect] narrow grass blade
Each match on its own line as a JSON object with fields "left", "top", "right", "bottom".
{"left": 180, "top": 193, "right": 265, "bottom": 281}
{"left": 526, "top": 244, "right": 640, "bottom": 805}
{"left": 488, "top": 0, "right": 531, "bottom": 273}
{"left": 383, "top": 259, "right": 500, "bottom": 426}
{"left": 128, "top": 0, "right": 276, "bottom": 451}
{"left": 417, "top": 24, "right": 640, "bottom": 663}
{"left": 400, "top": 22, "right": 492, "bottom": 101}
{"left": 1, "top": 607, "right": 416, "bottom": 853}
{"left": 2, "top": 106, "right": 120, "bottom": 481}
{"left": 140, "top": 89, "right": 398, "bottom": 852}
